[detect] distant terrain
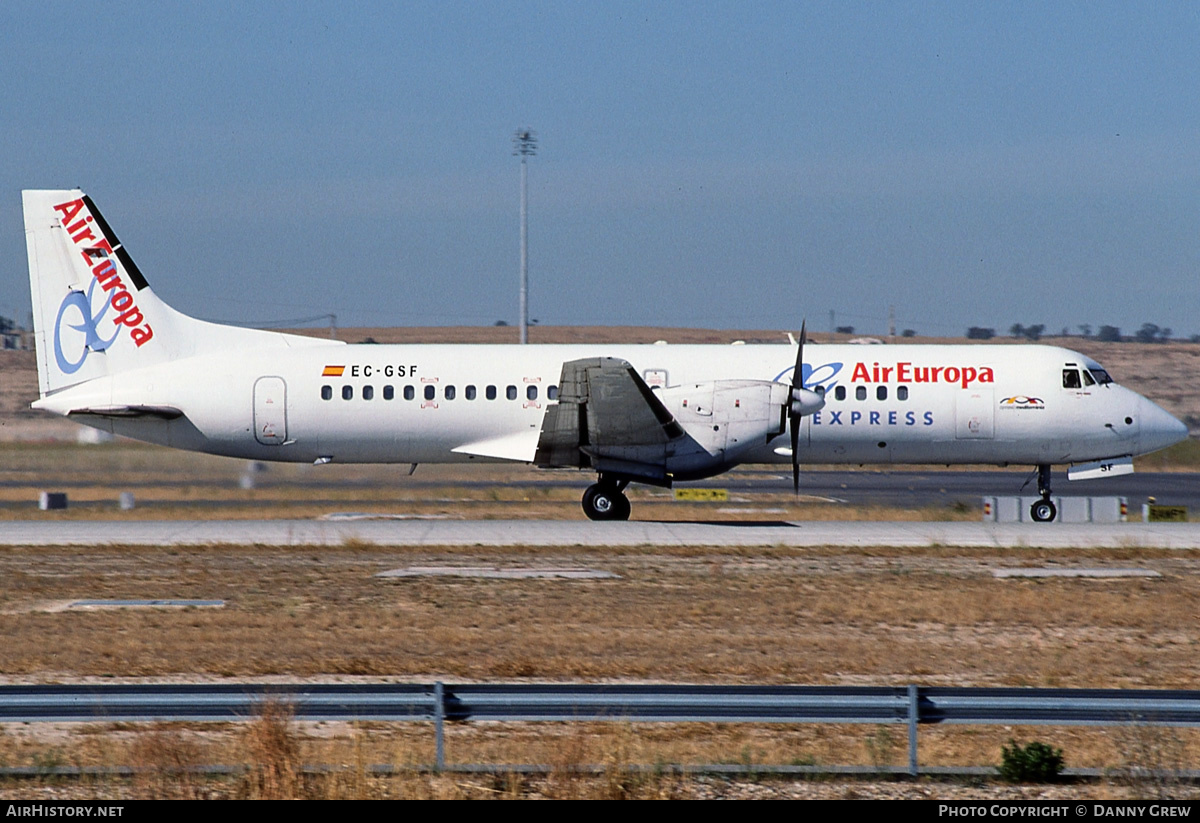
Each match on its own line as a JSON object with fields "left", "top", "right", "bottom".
{"left": 3, "top": 327, "right": 1198, "bottom": 441}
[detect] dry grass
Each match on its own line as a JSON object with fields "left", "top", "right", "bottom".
{"left": 0, "top": 538, "right": 1196, "bottom": 793}
{"left": 3, "top": 719, "right": 1200, "bottom": 799}
{"left": 129, "top": 724, "right": 207, "bottom": 800}
{"left": 0, "top": 543, "right": 1197, "bottom": 685}
{"left": 235, "top": 699, "right": 303, "bottom": 799}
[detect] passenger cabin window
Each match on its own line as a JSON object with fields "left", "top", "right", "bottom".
{"left": 1063, "top": 369, "right": 1082, "bottom": 389}
{"left": 507, "top": 385, "right": 517, "bottom": 400}
{"left": 834, "top": 386, "right": 846, "bottom": 401}
{"left": 444, "top": 385, "right": 456, "bottom": 401}
{"left": 404, "top": 385, "right": 415, "bottom": 401}
{"left": 342, "top": 385, "right": 352, "bottom": 401}
{"left": 897, "top": 386, "right": 908, "bottom": 401}
{"left": 466, "top": 385, "right": 476, "bottom": 400}
{"left": 321, "top": 385, "right": 332, "bottom": 401}
{"left": 486, "top": 385, "right": 497, "bottom": 400}
{"left": 876, "top": 386, "right": 887, "bottom": 401}
{"left": 855, "top": 386, "right": 867, "bottom": 401}
{"left": 424, "top": 385, "right": 435, "bottom": 401}
{"left": 548, "top": 385, "right": 558, "bottom": 400}
{"left": 527, "top": 385, "right": 538, "bottom": 401}
{"left": 383, "top": 385, "right": 394, "bottom": 400}
{"left": 362, "top": 385, "right": 374, "bottom": 400}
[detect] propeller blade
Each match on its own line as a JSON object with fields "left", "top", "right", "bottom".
{"left": 790, "top": 417, "right": 800, "bottom": 493}
{"left": 789, "top": 321, "right": 807, "bottom": 494}
{"left": 791, "top": 321, "right": 806, "bottom": 390}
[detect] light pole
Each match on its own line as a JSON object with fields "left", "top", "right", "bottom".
{"left": 513, "top": 129, "right": 537, "bottom": 344}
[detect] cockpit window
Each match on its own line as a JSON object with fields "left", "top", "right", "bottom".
{"left": 1082, "top": 370, "right": 1096, "bottom": 387}
{"left": 1089, "top": 368, "right": 1113, "bottom": 385}
{"left": 1062, "top": 369, "right": 1082, "bottom": 389}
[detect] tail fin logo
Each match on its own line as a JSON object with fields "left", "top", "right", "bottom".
{"left": 51, "top": 198, "right": 155, "bottom": 356}
{"left": 53, "top": 279, "right": 119, "bottom": 374}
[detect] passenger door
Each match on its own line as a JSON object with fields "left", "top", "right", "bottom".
{"left": 254, "top": 376, "right": 288, "bottom": 445}
{"left": 955, "top": 388, "right": 994, "bottom": 439}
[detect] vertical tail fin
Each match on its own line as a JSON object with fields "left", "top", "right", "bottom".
{"left": 24, "top": 189, "right": 334, "bottom": 399}
{"left": 24, "top": 190, "right": 168, "bottom": 395}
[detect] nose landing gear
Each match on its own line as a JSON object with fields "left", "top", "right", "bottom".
{"left": 1029, "top": 463, "right": 1058, "bottom": 522}
{"left": 581, "top": 476, "right": 631, "bottom": 521}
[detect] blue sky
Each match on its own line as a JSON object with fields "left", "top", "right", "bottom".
{"left": 2, "top": 2, "right": 1198, "bottom": 337}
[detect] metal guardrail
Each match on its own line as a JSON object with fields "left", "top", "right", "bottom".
{"left": 3, "top": 683, "right": 1199, "bottom": 775}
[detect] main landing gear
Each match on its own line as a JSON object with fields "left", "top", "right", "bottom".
{"left": 1029, "top": 463, "right": 1058, "bottom": 522}
{"left": 581, "top": 476, "right": 631, "bottom": 521}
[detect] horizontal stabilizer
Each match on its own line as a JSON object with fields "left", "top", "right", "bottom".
{"left": 66, "top": 405, "right": 184, "bottom": 420}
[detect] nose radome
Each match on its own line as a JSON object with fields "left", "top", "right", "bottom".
{"left": 1138, "top": 397, "right": 1189, "bottom": 455}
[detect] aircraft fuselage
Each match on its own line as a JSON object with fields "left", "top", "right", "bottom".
{"left": 37, "top": 341, "right": 1182, "bottom": 470}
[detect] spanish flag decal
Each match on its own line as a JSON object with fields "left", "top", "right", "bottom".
{"left": 322, "top": 365, "right": 345, "bottom": 377}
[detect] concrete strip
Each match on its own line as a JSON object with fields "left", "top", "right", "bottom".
{"left": 375, "top": 567, "right": 620, "bottom": 579}
{"left": 3, "top": 520, "right": 1200, "bottom": 548}
{"left": 319, "top": 513, "right": 450, "bottom": 521}
{"left": 992, "top": 568, "right": 1162, "bottom": 578}
{"left": 68, "top": 599, "right": 226, "bottom": 608}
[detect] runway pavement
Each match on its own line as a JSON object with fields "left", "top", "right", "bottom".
{"left": 4, "top": 519, "right": 1200, "bottom": 548}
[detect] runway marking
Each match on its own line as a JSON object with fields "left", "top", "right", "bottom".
{"left": 319, "top": 513, "right": 451, "bottom": 521}
{"left": 992, "top": 568, "right": 1161, "bottom": 579}
{"left": 376, "top": 566, "right": 619, "bottom": 579}
{"left": 69, "top": 599, "right": 227, "bottom": 608}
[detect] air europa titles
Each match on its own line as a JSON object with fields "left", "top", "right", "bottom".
{"left": 53, "top": 199, "right": 153, "bottom": 347}
{"left": 850, "top": 361, "right": 993, "bottom": 389}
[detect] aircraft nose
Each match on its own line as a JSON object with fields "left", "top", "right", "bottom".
{"left": 1138, "top": 396, "right": 1189, "bottom": 454}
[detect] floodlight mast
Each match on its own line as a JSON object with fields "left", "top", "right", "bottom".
{"left": 513, "top": 129, "right": 537, "bottom": 344}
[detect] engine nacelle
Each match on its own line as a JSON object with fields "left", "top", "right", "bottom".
{"left": 654, "top": 379, "right": 794, "bottom": 478}
{"left": 566, "top": 370, "right": 829, "bottom": 484}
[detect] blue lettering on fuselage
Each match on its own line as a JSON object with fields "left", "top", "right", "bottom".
{"left": 810, "top": 409, "right": 934, "bottom": 426}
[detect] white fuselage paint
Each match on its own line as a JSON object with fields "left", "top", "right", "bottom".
{"left": 37, "top": 341, "right": 1184, "bottom": 472}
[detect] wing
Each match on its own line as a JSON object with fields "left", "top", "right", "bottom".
{"left": 535, "top": 357, "right": 688, "bottom": 485}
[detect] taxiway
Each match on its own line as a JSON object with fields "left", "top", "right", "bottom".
{"left": 3, "top": 519, "right": 1200, "bottom": 548}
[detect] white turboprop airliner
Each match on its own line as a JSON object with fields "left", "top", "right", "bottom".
{"left": 25, "top": 189, "right": 1189, "bottom": 521}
